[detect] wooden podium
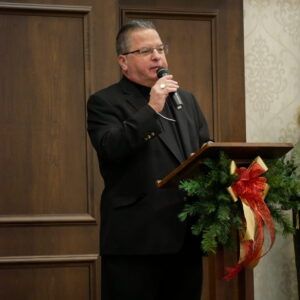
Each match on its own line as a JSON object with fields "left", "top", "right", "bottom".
{"left": 157, "top": 142, "right": 294, "bottom": 300}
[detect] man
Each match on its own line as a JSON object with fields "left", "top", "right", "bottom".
{"left": 87, "top": 20, "right": 210, "bottom": 300}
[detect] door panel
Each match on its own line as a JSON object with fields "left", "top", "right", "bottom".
{"left": 1, "top": 2, "right": 100, "bottom": 299}
{"left": 1, "top": 9, "right": 89, "bottom": 215}
{"left": 0, "top": 257, "right": 97, "bottom": 300}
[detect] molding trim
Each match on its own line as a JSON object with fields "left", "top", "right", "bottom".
{"left": 0, "top": 254, "right": 98, "bottom": 264}
{"left": 120, "top": 8, "right": 219, "bottom": 19}
{"left": 0, "top": 2, "right": 92, "bottom": 13}
{"left": 0, "top": 214, "right": 97, "bottom": 225}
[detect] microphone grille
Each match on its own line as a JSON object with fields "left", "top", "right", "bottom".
{"left": 156, "top": 67, "right": 169, "bottom": 78}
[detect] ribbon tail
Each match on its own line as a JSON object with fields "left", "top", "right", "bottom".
{"left": 223, "top": 207, "right": 265, "bottom": 280}
{"left": 222, "top": 240, "right": 254, "bottom": 280}
{"left": 254, "top": 199, "right": 276, "bottom": 257}
{"left": 242, "top": 202, "right": 255, "bottom": 241}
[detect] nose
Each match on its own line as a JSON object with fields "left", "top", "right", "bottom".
{"left": 151, "top": 48, "right": 161, "bottom": 60}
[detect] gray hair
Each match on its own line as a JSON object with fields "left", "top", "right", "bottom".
{"left": 116, "top": 20, "right": 156, "bottom": 55}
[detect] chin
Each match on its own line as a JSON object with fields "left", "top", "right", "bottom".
{"left": 149, "top": 72, "right": 158, "bottom": 80}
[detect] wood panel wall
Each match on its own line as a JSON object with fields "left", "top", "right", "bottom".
{"left": 1, "top": 0, "right": 249, "bottom": 299}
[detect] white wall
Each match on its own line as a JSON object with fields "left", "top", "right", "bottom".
{"left": 244, "top": 0, "right": 300, "bottom": 299}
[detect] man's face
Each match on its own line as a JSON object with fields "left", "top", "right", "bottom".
{"left": 118, "top": 29, "right": 168, "bottom": 87}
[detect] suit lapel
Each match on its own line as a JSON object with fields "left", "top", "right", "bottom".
{"left": 157, "top": 96, "right": 195, "bottom": 161}
{"left": 119, "top": 76, "right": 148, "bottom": 111}
{"left": 125, "top": 94, "right": 147, "bottom": 111}
{"left": 172, "top": 102, "right": 199, "bottom": 159}
{"left": 157, "top": 117, "right": 185, "bottom": 163}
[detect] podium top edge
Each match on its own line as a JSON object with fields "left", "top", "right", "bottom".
{"left": 156, "top": 142, "right": 294, "bottom": 188}
{"left": 205, "top": 142, "right": 294, "bottom": 147}
{"left": 194, "top": 142, "right": 294, "bottom": 158}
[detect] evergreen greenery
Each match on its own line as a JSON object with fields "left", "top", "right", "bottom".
{"left": 178, "top": 152, "right": 300, "bottom": 254}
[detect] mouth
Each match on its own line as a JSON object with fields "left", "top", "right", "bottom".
{"left": 150, "top": 66, "right": 161, "bottom": 72}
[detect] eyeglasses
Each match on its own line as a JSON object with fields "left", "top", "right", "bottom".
{"left": 122, "top": 44, "right": 168, "bottom": 56}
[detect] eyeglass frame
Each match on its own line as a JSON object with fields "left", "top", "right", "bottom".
{"left": 122, "top": 44, "right": 169, "bottom": 56}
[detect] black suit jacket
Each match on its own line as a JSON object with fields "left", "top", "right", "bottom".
{"left": 87, "top": 76, "right": 210, "bottom": 255}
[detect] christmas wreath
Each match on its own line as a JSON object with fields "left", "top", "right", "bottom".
{"left": 178, "top": 151, "right": 300, "bottom": 280}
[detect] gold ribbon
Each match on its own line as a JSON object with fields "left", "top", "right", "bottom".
{"left": 227, "top": 157, "right": 269, "bottom": 264}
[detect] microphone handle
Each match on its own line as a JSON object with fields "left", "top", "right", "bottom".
{"left": 159, "top": 72, "right": 183, "bottom": 110}
{"left": 170, "top": 92, "right": 183, "bottom": 110}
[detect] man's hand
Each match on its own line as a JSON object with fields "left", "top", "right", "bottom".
{"left": 148, "top": 75, "right": 179, "bottom": 112}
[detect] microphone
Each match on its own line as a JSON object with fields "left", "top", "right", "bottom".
{"left": 156, "top": 67, "right": 183, "bottom": 110}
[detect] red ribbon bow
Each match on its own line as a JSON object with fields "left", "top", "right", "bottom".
{"left": 223, "top": 160, "right": 275, "bottom": 280}
{"left": 232, "top": 163, "right": 267, "bottom": 202}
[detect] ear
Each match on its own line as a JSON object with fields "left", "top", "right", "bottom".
{"left": 118, "top": 55, "right": 128, "bottom": 72}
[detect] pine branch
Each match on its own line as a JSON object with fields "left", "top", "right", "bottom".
{"left": 178, "top": 151, "right": 300, "bottom": 255}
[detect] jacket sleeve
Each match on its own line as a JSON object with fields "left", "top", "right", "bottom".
{"left": 87, "top": 93, "right": 162, "bottom": 163}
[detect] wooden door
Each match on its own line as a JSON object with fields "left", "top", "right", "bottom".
{"left": 0, "top": 0, "right": 248, "bottom": 299}
{"left": 0, "top": 1, "right": 110, "bottom": 299}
